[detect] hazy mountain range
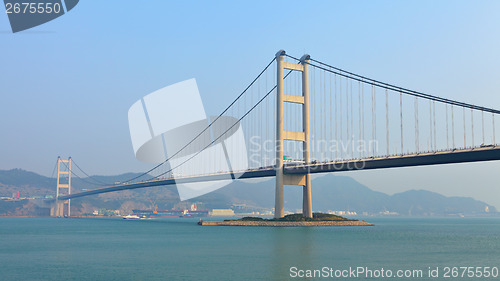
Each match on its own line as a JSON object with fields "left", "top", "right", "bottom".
{"left": 0, "top": 169, "right": 495, "bottom": 216}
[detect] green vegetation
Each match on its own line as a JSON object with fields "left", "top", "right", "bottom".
{"left": 225, "top": 212, "right": 355, "bottom": 222}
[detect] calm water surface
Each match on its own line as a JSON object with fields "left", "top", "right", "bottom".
{"left": 0, "top": 217, "right": 499, "bottom": 280}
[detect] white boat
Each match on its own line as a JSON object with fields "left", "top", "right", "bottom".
{"left": 123, "top": 214, "right": 140, "bottom": 219}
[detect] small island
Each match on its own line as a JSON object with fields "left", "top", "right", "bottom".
{"left": 198, "top": 213, "right": 373, "bottom": 227}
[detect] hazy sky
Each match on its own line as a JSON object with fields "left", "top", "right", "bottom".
{"left": 1, "top": 1, "right": 500, "bottom": 207}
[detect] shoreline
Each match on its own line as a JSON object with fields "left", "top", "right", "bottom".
{"left": 198, "top": 220, "right": 374, "bottom": 227}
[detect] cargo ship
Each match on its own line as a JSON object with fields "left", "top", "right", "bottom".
{"left": 179, "top": 209, "right": 209, "bottom": 217}
{"left": 132, "top": 209, "right": 183, "bottom": 217}
{"left": 132, "top": 204, "right": 208, "bottom": 218}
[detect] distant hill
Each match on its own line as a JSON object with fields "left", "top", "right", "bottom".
{"left": 0, "top": 169, "right": 55, "bottom": 189}
{"left": 199, "top": 175, "right": 495, "bottom": 215}
{"left": 0, "top": 169, "right": 151, "bottom": 196}
{"left": 389, "top": 190, "right": 493, "bottom": 216}
{"left": 0, "top": 169, "right": 496, "bottom": 216}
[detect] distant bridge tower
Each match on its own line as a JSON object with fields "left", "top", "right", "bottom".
{"left": 275, "top": 50, "right": 312, "bottom": 218}
{"left": 53, "top": 157, "right": 72, "bottom": 217}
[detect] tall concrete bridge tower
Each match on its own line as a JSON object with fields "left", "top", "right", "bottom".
{"left": 51, "top": 157, "right": 72, "bottom": 217}
{"left": 275, "top": 51, "right": 312, "bottom": 218}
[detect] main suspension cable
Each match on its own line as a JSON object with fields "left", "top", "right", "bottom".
{"left": 154, "top": 70, "right": 294, "bottom": 179}
{"left": 306, "top": 57, "right": 500, "bottom": 115}
{"left": 71, "top": 159, "right": 111, "bottom": 186}
{"left": 123, "top": 57, "right": 276, "bottom": 183}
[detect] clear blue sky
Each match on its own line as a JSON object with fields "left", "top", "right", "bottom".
{"left": 1, "top": 1, "right": 500, "bottom": 207}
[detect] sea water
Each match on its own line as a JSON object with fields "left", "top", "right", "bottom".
{"left": 0, "top": 217, "right": 499, "bottom": 280}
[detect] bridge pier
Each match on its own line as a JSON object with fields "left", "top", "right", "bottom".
{"left": 275, "top": 50, "right": 312, "bottom": 218}
{"left": 49, "top": 199, "right": 70, "bottom": 217}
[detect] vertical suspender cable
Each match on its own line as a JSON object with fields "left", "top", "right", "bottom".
{"left": 493, "top": 113, "right": 496, "bottom": 145}
{"left": 262, "top": 76, "right": 266, "bottom": 165}
{"left": 346, "top": 76, "right": 349, "bottom": 152}
{"left": 314, "top": 71, "right": 317, "bottom": 160}
{"left": 335, "top": 74, "right": 338, "bottom": 159}
{"left": 452, "top": 106, "right": 455, "bottom": 149}
{"left": 322, "top": 71, "right": 328, "bottom": 159}
{"left": 362, "top": 82, "right": 364, "bottom": 157}
{"left": 446, "top": 104, "right": 449, "bottom": 150}
{"left": 371, "top": 86, "right": 374, "bottom": 156}
{"left": 256, "top": 84, "right": 259, "bottom": 167}
{"left": 268, "top": 75, "right": 270, "bottom": 164}
{"left": 482, "top": 111, "right": 485, "bottom": 145}
{"left": 317, "top": 67, "right": 321, "bottom": 159}
{"left": 471, "top": 109, "right": 474, "bottom": 148}
{"left": 330, "top": 70, "right": 333, "bottom": 160}
{"left": 415, "top": 97, "right": 419, "bottom": 153}
{"left": 372, "top": 85, "right": 376, "bottom": 156}
{"left": 359, "top": 81, "right": 361, "bottom": 159}
{"left": 400, "top": 92, "right": 403, "bottom": 154}
{"left": 266, "top": 66, "right": 269, "bottom": 165}
{"left": 324, "top": 70, "right": 327, "bottom": 159}
{"left": 340, "top": 74, "right": 343, "bottom": 159}
{"left": 463, "top": 107, "right": 466, "bottom": 148}
{"left": 386, "top": 89, "right": 389, "bottom": 155}
{"left": 427, "top": 100, "right": 433, "bottom": 151}
{"left": 238, "top": 83, "right": 241, "bottom": 166}
{"left": 374, "top": 86, "right": 377, "bottom": 156}
{"left": 258, "top": 73, "right": 262, "bottom": 166}
{"left": 316, "top": 71, "right": 319, "bottom": 160}
{"left": 351, "top": 78, "right": 354, "bottom": 157}
{"left": 433, "top": 101, "right": 436, "bottom": 151}
{"left": 250, "top": 84, "right": 253, "bottom": 168}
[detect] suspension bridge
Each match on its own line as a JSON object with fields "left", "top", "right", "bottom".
{"left": 51, "top": 50, "right": 500, "bottom": 218}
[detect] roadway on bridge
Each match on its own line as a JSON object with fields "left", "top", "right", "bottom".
{"left": 58, "top": 146, "right": 500, "bottom": 200}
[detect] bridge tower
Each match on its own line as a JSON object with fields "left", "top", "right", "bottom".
{"left": 53, "top": 157, "right": 72, "bottom": 217}
{"left": 275, "top": 50, "right": 312, "bottom": 218}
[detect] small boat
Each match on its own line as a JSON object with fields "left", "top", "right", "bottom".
{"left": 123, "top": 214, "right": 140, "bottom": 220}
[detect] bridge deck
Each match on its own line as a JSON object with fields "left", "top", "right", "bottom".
{"left": 57, "top": 168, "right": 276, "bottom": 200}
{"left": 58, "top": 146, "right": 500, "bottom": 200}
